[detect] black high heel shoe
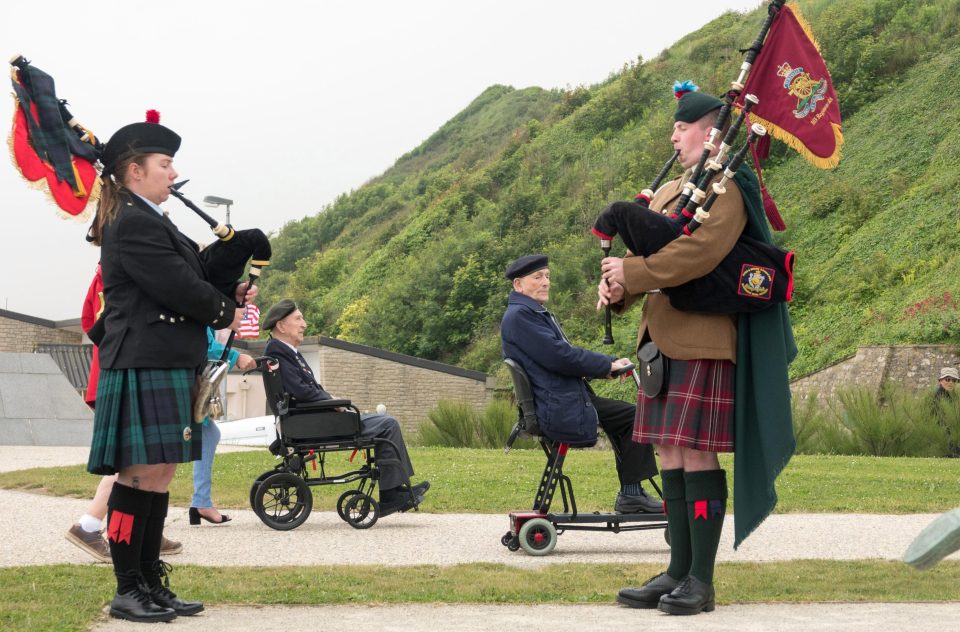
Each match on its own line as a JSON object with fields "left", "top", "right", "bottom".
{"left": 189, "top": 507, "right": 232, "bottom": 525}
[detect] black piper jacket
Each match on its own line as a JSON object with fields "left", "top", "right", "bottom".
{"left": 97, "top": 193, "right": 236, "bottom": 369}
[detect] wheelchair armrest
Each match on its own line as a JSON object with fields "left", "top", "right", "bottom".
{"left": 291, "top": 398, "right": 353, "bottom": 411}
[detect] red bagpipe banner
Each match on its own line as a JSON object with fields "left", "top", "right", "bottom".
{"left": 738, "top": 4, "right": 843, "bottom": 169}
{"left": 8, "top": 57, "right": 101, "bottom": 219}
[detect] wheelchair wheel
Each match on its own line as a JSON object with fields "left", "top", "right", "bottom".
{"left": 248, "top": 471, "right": 274, "bottom": 511}
{"left": 517, "top": 517, "right": 557, "bottom": 556}
{"left": 343, "top": 493, "right": 379, "bottom": 529}
{"left": 254, "top": 472, "right": 312, "bottom": 531}
{"left": 336, "top": 490, "right": 363, "bottom": 522}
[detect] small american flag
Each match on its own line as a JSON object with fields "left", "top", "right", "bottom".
{"left": 238, "top": 304, "right": 261, "bottom": 339}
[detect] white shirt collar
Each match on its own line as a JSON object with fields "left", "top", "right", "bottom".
{"left": 133, "top": 193, "right": 165, "bottom": 216}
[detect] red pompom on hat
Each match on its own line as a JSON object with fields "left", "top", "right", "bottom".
{"left": 145, "top": 109, "right": 161, "bottom": 124}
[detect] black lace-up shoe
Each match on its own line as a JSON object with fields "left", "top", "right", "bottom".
{"left": 616, "top": 572, "right": 680, "bottom": 608}
{"left": 657, "top": 575, "right": 715, "bottom": 615}
{"left": 145, "top": 560, "right": 204, "bottom": 616}
{"left": 109, "top": 586, "right": 177, "bottom": 623}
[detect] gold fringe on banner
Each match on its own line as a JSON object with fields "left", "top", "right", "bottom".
{"left": 8, "top": 99, "right": 100, "bottom": 222}
{"left": 746, "top": 110, "right": 843, "bottom": 170}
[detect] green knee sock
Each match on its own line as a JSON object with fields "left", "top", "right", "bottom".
{"left": 685, "top": 469, "right": 728, "bottom": 585}
{"left": 661, "top": 469, "right": 690, "bottom": 580}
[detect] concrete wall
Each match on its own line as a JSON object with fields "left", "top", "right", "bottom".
{"left": 0, "top": 353, "right": 93, "bottom": 446}
{"left": 791, "top": 344, "right": 960, "bottom": 403}
{"left": 0, "top": 312, "right": 81, "bottom": 353}
{"left": 227, "top": 337, "right": 495, "bottom": 434}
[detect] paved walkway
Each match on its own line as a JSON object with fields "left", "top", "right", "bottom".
{"left": 2, "top": 446, "right": 958, "bottom": 630}
{"left": 92, "top": 603, "right": 960, "bottom": 632}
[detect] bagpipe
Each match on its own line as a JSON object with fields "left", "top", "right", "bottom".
{"left": 9, "top": 54, "right": 272, "bottom": 421}
{"left": 168, "top": 182, "right": 272, "bottom": 421}
{"left": 593, "top": 0, "right": 794, "bottom": 343}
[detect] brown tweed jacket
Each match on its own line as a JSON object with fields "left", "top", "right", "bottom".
{"left": 618, "top": 172, "right": 747, "bottom": 363}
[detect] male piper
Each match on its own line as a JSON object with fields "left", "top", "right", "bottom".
{"left": 599, "top": 86, "right": 795, "bottom": 615}
{"left": 500, "top": 254, "right": 662, "bottom": 513}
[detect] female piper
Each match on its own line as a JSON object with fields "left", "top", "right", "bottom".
{"left": 86, "top": 112, "right": 248, "bottom": 623}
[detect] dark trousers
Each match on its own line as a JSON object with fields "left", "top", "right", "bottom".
{"left": 360, "top": 413, "right": 414, "bottom": 489}
{"left": 591, "top": 393, "right": 659, "bottom": 483}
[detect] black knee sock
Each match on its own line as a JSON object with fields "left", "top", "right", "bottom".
{"left": 106, "top": 483, "right": 153, "bottom": 594}
{"left": 685, "top": 469, "right": 728, "bottom": 585}
{"left": 141, "top": 492, "right": 169, "bottom": 589}
{"left": 661, "top": 469, "right": 691, "bottom": 580}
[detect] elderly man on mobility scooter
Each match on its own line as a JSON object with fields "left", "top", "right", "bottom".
{"left": 500, "top": 254, "right": 662, "bottom": 513}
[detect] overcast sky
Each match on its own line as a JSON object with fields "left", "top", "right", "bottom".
{"left": 2, "top": 0, "right": 762, "bottom": 319}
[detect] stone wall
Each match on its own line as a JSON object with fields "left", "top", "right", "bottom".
{"left": 228, "top": 336, "right": 495, "bottom": 434}
{"left": 791, "top": 344, "right": 960, "bottom": 402}
{"left": 315, "top": 346, "right": 492, "bottom": 434}
{"left": 0, "top": 312, "right": 81, "bottom": 353}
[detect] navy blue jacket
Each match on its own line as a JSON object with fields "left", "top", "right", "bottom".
{"left": 264, "top": 338, "right": 334, "bottom": 403}
{"left": 500, "top": 292, "right": 614, "bottom": 443}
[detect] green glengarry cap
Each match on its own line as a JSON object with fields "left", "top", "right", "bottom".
{"left": 674, "top": 90, "right": 723, "bottom": 123}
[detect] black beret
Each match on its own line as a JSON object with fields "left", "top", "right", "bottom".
{"left": 101, "top": 121, "right": 181, "bottom": 174}
{"left": 674, "top": 90, "right": 723, "bottom": 123}
{"left": 262, "top": 299, "right": 298, "bottom": 331}
{"left": 506, "top": 254, "right": 548, "bottom": 280}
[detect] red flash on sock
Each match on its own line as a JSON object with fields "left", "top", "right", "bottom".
{"left": 694, "top": 500, "right": 708, "bottom": 520}
{"left": 107, "top": 510, "right": 134, "bottom": 544}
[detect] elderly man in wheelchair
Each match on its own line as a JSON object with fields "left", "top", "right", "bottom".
{"left": 500, "top": 254, "right": 662, "bottom": 513}
{"left": 261, "top": 299, "right": 429, "bottom": 517}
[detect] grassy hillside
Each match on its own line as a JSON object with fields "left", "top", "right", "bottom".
{"left": 258, "top": 0, "right": 960, "bottom": 392}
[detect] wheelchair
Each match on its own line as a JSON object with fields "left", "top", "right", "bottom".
{"left": 500, "top": 358, "right": 668, "bottom": 556}
{"left": 247, "top": 356, "right": 419, "bottom": 531}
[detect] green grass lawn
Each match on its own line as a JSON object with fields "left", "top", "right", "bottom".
{"left": 1, "top": 448, "right": 958, "bottom": 514}
{"left": 3, "top": 561, "right": 958, "bottom": 631}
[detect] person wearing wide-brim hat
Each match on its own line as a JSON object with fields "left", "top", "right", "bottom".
{"left": 599, "top": 82, "right": 795, "bottom": 615}
{"left": 86, "top": 112, "right": 251, "bottom": 623}
{"left": 935, "top": 367, "right": 959, "bottom": 400}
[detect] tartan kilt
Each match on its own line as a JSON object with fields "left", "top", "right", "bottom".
{"left": 633, "top": 357, "right": 735, "bottom": 453}
{"left": 87, "top": 368, "right": 203, "bottom": 475}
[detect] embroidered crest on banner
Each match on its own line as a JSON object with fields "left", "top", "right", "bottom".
{"left": 777, "top": 61, "right": 828, "bottom": 119}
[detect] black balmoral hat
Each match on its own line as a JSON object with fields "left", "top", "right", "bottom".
{"left": 263, "top": 299, "right": 298, "bottom": 331}
{"left": 101, "top": 109, "right": 180, "bottom": 174}
{"left": 506, "top": 254, "right": 548, "bottom": 280}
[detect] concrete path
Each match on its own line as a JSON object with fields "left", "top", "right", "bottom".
{"left": 2, "top": 446, "right": 958, "bottom": 631}
{"left": 4, "top": 487, "right": 956, "bottom": 568}
{"left": 92, "top": 603, "right": 960, "bottom": 632}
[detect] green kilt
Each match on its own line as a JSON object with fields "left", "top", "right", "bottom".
{"left": 87, "top": 368, "right": 203, "bottom": 475}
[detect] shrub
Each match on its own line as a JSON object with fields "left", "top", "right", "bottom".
{"left": 419, "top": 399, "right": 535, "bottom": 449}
{"left": 793, "top": 385, "right": 958, "bottom": 457}
{"left": 834, "top": 387, "right": 919, "bottom": 457}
